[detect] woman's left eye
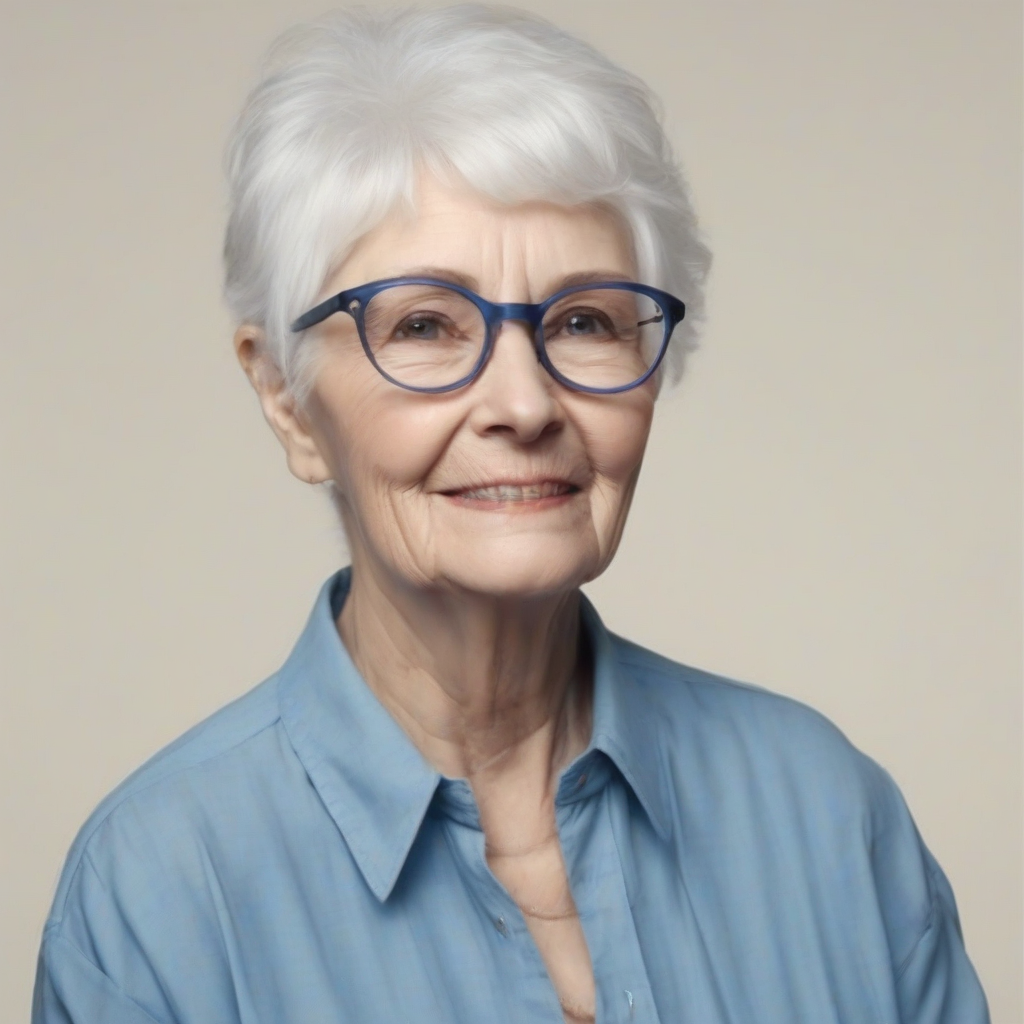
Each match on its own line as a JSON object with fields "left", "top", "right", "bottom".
{"left": 566, "top": 313, "right": 599, "bottom": 334}
{"left": 556, "top": 308, "right": 614, "bottom": 336}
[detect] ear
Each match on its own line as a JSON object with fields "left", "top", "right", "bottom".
{"left": 234, "top": 325, "right": 332, "bottom": 485}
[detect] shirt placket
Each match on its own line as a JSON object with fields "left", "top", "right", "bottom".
{"left": 436, "top": 779, "right": 566, "bottom": 1023}
{"left": 557, "top": 761, "right": 664, "bottom": 1024}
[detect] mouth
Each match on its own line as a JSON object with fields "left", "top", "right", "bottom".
{"left": 442, "top": 480, "right": 580, "bottom": 507}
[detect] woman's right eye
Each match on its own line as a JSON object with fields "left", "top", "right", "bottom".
{"left": 394, "top": 315, "right": 442, "bottom": 340}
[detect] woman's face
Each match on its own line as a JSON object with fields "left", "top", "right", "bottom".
{"left": 252, "top": 175, "right": 656, "bottom": 599}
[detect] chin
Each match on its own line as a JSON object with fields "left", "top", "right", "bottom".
{"left": 438, "top": 541, "right": 601, "bottom": 599}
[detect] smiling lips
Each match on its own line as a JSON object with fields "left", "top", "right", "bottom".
{"left": 446, "top": 480, "right": 579, "bottom": 504}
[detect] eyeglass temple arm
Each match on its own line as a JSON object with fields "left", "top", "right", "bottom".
{"left": 290, "top": 293, "right": 348, "bottom": 333}
{"left": 637, "top": 296, "right": 685, "bottom": 329}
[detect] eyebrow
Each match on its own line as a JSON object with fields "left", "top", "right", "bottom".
{"left": 556, "top": 270, "right": 638, "bottom": 289}
{"left": 382, "top": 266, "right": 637, "bottom": 297}
{"left": 384, "top": 266, "right": 480, "bottom": 291}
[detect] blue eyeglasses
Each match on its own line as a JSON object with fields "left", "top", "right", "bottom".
{"left": 290, "top": 277, "right": 686, "bottom": 394}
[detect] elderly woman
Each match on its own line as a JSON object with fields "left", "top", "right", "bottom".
{"left": 34, "top": 7, "right": 988, "bottom": 1024}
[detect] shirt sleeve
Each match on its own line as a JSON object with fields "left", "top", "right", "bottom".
{"left": 33, "top": 930, "right": 170, "bottom": 1024}
{"left": 893, "top": 853, "right": 991, "bottom": 1024}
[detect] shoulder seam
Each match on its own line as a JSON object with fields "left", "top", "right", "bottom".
{"left": 611, "top": 635, "right": 772, "bottom": 693}
{"left": 611, "top": 636, "right": 835, "bottom": 715}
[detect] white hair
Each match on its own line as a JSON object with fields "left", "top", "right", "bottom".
{"left": 223, "top": 4, "right": 711, "bottom": 398}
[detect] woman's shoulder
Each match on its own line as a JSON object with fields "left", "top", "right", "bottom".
{"left": 46, "top": 673, "right": 286, "bottom": 932}
{"left": 611, "top": 631, "right": 852, "bottom": 730}
{"left": 607, "top": 631, "right": 899, "bottom": 810}
{"left": 605, "top": 633, "right": 987, "bottom": 1018}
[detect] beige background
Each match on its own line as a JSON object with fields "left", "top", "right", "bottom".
{"left": 2, "top": 0, "right": 1020, "bottom": 1020}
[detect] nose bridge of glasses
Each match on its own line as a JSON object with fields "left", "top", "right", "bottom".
{"left": 485, "top": 301, "right": 543, "bottom": 329}
{"left": 482, "top": 301, "right": 545, "bottom": 355}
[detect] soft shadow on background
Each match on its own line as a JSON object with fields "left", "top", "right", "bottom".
{"left": 2, "top": 1, "right": 1020, "bottom": 1020}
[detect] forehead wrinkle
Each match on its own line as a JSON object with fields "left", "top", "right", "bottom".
{"left": 472, "top": 210, "right": 522, "bottom": 303}
{"left": 485, "top": 209, "right": 593, "bottom": 303}
{"left": 521, "top": 209, "right": 634, "bottom": 298}
{"left": 343, "top": 178, "right": 637, "bottom": 308}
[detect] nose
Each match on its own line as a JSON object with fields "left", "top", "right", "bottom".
{"left": 466, "top": 320, "right": 563, "bottom": 443}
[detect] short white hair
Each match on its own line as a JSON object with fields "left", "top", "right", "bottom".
{"left": 224, "top": 4, "right": 711, "bottom": 397}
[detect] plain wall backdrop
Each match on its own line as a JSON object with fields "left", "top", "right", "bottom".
{"left": 2, "top": 1, "right": 1020, "bottom": 1020}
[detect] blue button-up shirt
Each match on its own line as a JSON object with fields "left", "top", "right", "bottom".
{"left": 34, "top": 569, "right": 988, "bottom": 1023}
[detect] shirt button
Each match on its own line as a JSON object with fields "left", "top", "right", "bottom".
{"left": 494, "top": 915, "right": 509, "bottom": 937}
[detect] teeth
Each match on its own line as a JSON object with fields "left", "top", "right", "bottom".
{"left": 459, "top": 482, "right": 573, "bottom": 501}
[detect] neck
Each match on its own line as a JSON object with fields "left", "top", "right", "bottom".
{"left": 337, "top": 555, "right": 592, "bottom": 785}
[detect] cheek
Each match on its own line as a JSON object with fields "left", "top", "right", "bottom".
{"left": 313, "top": 375, "right": 458, "bottom": 508}
{"left": 578, "top": 394, "right": 654, "bottom": 494}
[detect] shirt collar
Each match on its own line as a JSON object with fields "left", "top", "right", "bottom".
{"left": 580, "top": 597, "right": 673, "bottom": 842}
{"left": 278, "top": 569, "right": 671, "bottom": 902}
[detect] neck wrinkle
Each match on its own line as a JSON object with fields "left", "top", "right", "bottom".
{"left": 337, "top": 557, "right": 592, "bottom": 783}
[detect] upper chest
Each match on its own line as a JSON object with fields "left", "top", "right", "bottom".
{"left": 150, "top": 773, "right": 890, "bottom": 1024}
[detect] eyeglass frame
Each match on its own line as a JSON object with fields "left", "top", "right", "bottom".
{"left": 290, "top": 276, "right": 686, "bottom": 395}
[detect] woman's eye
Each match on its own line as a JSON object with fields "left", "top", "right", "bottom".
{"left": 553, "top": 308, "right": 614, "bottom": 337}
{"left": 566, "top": 313, "right": 599, "bottom": 334}
{"left": 395, "top": 316, "right": 441, "bottom": 340}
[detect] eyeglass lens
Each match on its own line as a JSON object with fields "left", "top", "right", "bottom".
{"left": 359, "top": 283, "right": 666, "bottom": 391}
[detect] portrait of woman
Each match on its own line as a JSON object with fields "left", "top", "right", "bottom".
{"left": 9, "top": 3, "right": 1016, "bottom": 1023}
